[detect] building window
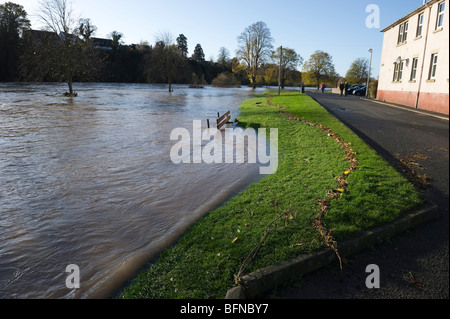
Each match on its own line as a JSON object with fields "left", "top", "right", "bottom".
{"left": 410, "top": 58, "right": 419, "bottom": 81}
{"left": 429, "top": 54, "right": 438, "bottom": 79}
{"left": 417, "top": 13, "right": 424, "bottom": 37}
{"left": 398, "top": 61, "right": 404, "bottom": 80}
{"left": 393, "top": 61, "right": 404, "bottom": 81}
{"left": 398, "top": 21, "right": 409, "bottom": 44}
{"left": 436, "top": 2, "right": 445, "bottom": 29}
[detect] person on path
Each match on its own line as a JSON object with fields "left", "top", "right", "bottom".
{"left": 344, "top": 82, "right": 349, "bottom": 96}
{"left": 339, "top": 81, "right": 345, "bottom": 96}
{"left": 321, "top": 83, "right": 326, "bottom": 94}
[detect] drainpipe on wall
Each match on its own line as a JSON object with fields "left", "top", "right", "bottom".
{"left": 415, "top": 2, "right": 432, "bottom": 109}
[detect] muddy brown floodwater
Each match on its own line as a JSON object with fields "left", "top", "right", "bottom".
{"left": 0, "top": 82, "right": 265, "bottom": 298}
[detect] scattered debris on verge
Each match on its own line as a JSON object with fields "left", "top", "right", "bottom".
{"left": 267, "top": 96, "right": 360, "bottom": 275}
{"left": 234, "top": 96, "right": 361, "bottom": 283}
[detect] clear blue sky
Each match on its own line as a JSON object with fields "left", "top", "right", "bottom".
{"left": 15, "top": 0, "right": 424, "bottom": 78}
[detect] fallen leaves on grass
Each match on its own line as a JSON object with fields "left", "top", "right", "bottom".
{"left": 396, "top": 153, "right": 432, "bottom": 189}
{"left": 267, "top": 95, "right": 361, "bottom": 275}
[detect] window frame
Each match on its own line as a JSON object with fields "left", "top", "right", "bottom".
{"left": 436, "top": 1, "right": 445, "bottom": 30}
{"left": 397, "top": 21, "right": 409, "bottom": 44}
{"left": 393, "top": 61, "right": 404, "bottom": 82}
{"left": 393, "top": 63, "right": 399, "bottom": 81}
{"left": 404, "top": 21, "right": 409, "bottom": 42}
{"left": 416, "top": 13, "right": 424, "bottom": 37}
{"left": 398, "top": 61, "right": 404, "bottom": 80}
{"left": 410, "top": 58, "right": 419, "bottom": 81}
{"left": 429, "top": 53, "right": 438, "bottom": 80}
{"left": 398, "top": 24, "right": 404, "bottom": 44}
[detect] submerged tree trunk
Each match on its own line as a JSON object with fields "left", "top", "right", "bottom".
{"left": 68, "top": 77, "right": 73, "bottom": 95}
{"left": 168, "top": 72, "right": 173, "bottom": 92}
{"left": 64, "top": 73, "right": 77, "bottom": 96}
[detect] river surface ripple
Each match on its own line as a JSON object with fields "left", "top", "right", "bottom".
{"left": 0, "top": 82, "right": 264, "bottom": 298}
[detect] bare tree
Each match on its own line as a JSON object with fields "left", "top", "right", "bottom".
{"left": 217, "top": 47, "right": 230, "bottom": 66}
{"left": 21, "top": 0, "right": 100, "bottom": 96}
{"left": 37, "top": 0, "right": 77, "bottom": 37}
{"left": 78, "top": 18, "right": 96, "bottom": 40}
{"left": 155, "top": 30, "right": 175, "bottom": 46}
{"left": 237, "top": 21, "right": 274, "bottom": 89}
{"left": 149, "top": 31, "right": 182, "bottom": 92}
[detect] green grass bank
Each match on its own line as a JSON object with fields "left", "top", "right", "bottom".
{"left": 120, "top": 92, "right": 422, "bottom": 299}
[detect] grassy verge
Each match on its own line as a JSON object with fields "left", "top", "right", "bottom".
{"left": 120, "top": 92, "right": 422, "bottom": 299}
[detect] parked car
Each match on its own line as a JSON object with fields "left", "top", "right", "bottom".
{"left": 347, "top": 85, "right": 365, "bottom": 95}
{"left": 353, "top": 86, "right": 367, "bottom": 96}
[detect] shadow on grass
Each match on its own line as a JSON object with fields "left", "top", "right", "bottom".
{"left": 237, "top": 121, "right": 262, "bottom": 130}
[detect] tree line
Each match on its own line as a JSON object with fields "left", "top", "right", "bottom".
{"left": 1, "top": 1, "right": 373, "bottom": 95}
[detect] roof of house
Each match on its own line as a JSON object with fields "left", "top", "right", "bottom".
{"left": 381, "top": 0, "right": 441, "bottom": 32}
{"left": 27, "top": 29, "right": 60, "bottom": 40}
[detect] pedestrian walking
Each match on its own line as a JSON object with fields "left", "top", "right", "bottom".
{"left": 339, "top": 81, "right": 345, "bottom": 96}
{"left": 321, "top": 83, "right": 326, "bottom": 94}
{"left": 344, "top": 82, "right": 349, "bottom": 96}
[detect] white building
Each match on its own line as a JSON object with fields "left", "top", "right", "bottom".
{"left": 377, "top": 0, "right": 449, "bottom": 115}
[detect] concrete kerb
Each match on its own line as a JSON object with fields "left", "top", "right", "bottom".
{"left": 224, "top": 202, "right": 439, "bottom": 299}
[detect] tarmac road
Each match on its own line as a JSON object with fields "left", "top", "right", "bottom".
{"left": 273, "top": 92, "right": 449, "bottom": 299}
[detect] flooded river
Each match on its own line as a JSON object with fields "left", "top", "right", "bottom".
{"left": 0, "top": 82, "right": 264, "bottom": 298}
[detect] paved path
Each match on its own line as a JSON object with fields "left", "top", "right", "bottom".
{"left": 274, "top": 92, "right": 449, "bottom": 299}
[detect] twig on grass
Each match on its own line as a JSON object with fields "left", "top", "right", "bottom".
{"left": 235, "top": 210, "right": 292, "bottom": 284}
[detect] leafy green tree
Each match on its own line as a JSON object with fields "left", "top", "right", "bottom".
{"left": 109, "top": 30, "right": 124, "bottom": 50}
{"left": 271, "top": 46, "right": 303, "bottom": 88}
{"left": 345, "top": 57, "right": 369, "bottom": 84}
{"left": 231, "top": 57, "right": 249, "bottom": 85}
{"left": 303, "top": 50, "right": 336, "bottom": 89}
{"left": 176, "top": 34, "right": 188, "bottom": 58}
{"left": 211, "top": 72, "right": 240, "bottom": 88}
{"left": 0, "top": 2, "right": 31, "bottom": 81}
{"left": 262, "top": 64, "right": 279, "bottom": 86}
{"left": 192, "top": 43, "right": 205, "bottom": 62}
